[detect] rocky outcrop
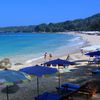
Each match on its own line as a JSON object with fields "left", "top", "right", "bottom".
{"left": 0, "top": 58, "right": 12, "bottom": 69}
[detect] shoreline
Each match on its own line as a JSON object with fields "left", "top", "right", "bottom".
{"left": 23, "top": 32, "right": 89, "bottom": 63}
{"left": 1, "top": 31, "right": 100, "bottom": 70}
{"left": 11, "top": 32, "right": 88, "bottom": 70}
{"left": 0, "top": 32, "right": 85, "bottom": 65}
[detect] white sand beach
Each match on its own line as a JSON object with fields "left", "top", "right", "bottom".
{"left": 9, "top": 32, "right": 100, "bottom": 70}
{"left": 79, "top": 34, "right": 100, "bottom": 45}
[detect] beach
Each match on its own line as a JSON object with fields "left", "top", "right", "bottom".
{"left": 79, "top": 34, "right": 100, "bottom": 45}
{"left": 0, "top": 32, "right": 100, "bottom": 100}
{"left": 0, "top": 0, "right": 99, "bottom": 99}
{"left": 9, "top": 32, "right": 100, "bottom": 70}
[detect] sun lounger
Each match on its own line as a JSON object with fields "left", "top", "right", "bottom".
{"left": 35, "top": 92, "right": 61, "bottom": 100}
{"left": 35, "top": 91, "right": 75, "bottom": 100}
{"left": 56, "top": 86, "right": 72, "bottom": 95}
{"left": 56, "top": 81, "right": 96, "bottom": 99}
{"left": 35, "top": 92, "right": 49, "bottom": 100}
{"left": 56, "top": 83, "right": 80, "bottom": 94}
{"left": 91, "top": 68, "right": 100, "bottom": 74}
{"left": 61, "top": 83, "right": 80, "bottom": 89}
{"left": 76, "top": 81, "right": 96, "bottom": 99}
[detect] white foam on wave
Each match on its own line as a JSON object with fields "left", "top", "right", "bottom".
{"left": 2, "top": 34, "right": 87, "bottom": 65}
{"left": 52, "top": 36, "right": 87, "bottom": 57}
{"left": 67, "top": 35, "right": 86, "bottom": 46}
{"left": 25, "top": 56, "right": 44, "bottom": 64}
{"left": 68, "top": 36, "right": 82, "bottom": 42}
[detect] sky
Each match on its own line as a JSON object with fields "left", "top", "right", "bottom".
{"left": 0, "top": 0, "right": 100, "bottom": 27}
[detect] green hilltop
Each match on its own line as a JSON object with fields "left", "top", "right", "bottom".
{"left": 0, "top": 13, "right": 100, "bottom": 33}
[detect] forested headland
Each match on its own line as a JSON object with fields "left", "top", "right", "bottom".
{"left": 0, "top": 13, "right": 100, "bottom": 33}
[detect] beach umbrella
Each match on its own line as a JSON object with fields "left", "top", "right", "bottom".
{"left": 44, "top": 58, "right": 75, "bottom": 66}
{"left": 0, "top": 69, "right": 31, "bottom": 100}
{"left": 44, "top": 58, "right": 75, "bottom": 87}
{"left": 19, "top": 65, "right": 58, "bottom": 96}
{"left": 85, "top": 51, "right": 100, "bottom": 57}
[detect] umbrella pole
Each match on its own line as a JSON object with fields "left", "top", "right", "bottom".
{"left": 37, "top": 77, "right": 39, "bottom": 96}
{"left": 58, "top": 72, "right": 61, "bottom": 87}
{"left": 58, "top": 65, "right": 61, "bottom": 87}
{"left": 88, "top": 57, "right": 91, "bottom": 64}
{"left": 98, "top": 62, "right": 99, "bottom": 67}
{"left": 57, "top": 65, "right": 61, "bottom": 94}
{"left": 6, "top": 85, "right": 9, "bottom": 100}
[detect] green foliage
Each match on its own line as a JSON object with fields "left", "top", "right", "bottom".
{"left": 0, "top": 13, "right": 100, "bottom": 33}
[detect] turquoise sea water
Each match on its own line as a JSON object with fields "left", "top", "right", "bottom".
{"left": 0, "top": 32, "right": 85, "bottom": 63}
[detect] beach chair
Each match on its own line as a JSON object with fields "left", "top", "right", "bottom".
{"left": 75, "top": 81, "right": 96, "bottom": 99}
{"left": 35, "top": 92, "right": 61, "bottom": 100}
{"left": 35, "top": 92, "right": 50, "bottom": 100}
{"left": 35, "top": 92, "right": 74, "bottom": 100}
{"left": 61, "top": 83, "right": 80, "bottom": 89}
{"left": 56, "top": 81, "right": 96, "bottom": 100}
{"left": 56, "top": 82, "right": 80, "bottom": 94}
{"left": 93, "top": 57, "right": 100, "bottom": 66}
{"left": 91, "top": 68, "right": 100, "bottom": 74}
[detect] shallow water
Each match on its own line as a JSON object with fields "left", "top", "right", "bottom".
{"left": 0, "top": 32, "right": 85, "bottom": 63}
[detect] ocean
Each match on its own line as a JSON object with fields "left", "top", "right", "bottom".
{"left": 0, "top": 32, "right": 85, "bottom": 63}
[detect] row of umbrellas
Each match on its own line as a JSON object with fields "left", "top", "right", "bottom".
{"left": 1, "top": 50, "right": 100, "bottom": 100}
{"left": 0, "top": 58, "right": 74, "bottom": 100}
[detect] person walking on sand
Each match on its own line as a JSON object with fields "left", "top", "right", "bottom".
{"left": 49, "top": 53, "right": 52, "bottom": 61}
{"left": 44, "top": 52, "right": 47, "bottom": 61}
{"left": 80, "top": 49, "right": 84, "bottom": 55}
{"left": 66, "top": 54, "right": 70, "bottom": 60}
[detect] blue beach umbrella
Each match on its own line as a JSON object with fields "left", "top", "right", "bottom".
{"left": 19, "top": 65, "right": 58, "bottom": 95}
{"left": 0, "top": 69, "right": 31, "bottom": 100}
{"left": 44, "top": 58, "right": 75, "bottom": 87}
{"left": 44, "top": 58, "right": 75, "bottom": 66}
{"left": 85, "top": 51, "right": 100, "bottom": 57}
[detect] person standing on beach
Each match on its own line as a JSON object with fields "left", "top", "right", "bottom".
{"left": 80, "top": 49, "right": 84, "bottom": 55}
{"left": 49, "top": 53, "right": 52, "bottom": 61}
{"left": 44, "top": 52, "right": 47, "bottom": 61}
{"left": 66, "top": 54, "right": 70, "bottom": 60}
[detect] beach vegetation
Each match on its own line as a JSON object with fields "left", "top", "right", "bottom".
{"left": 0, "top": 13, "right": 100, "bottom": 33}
